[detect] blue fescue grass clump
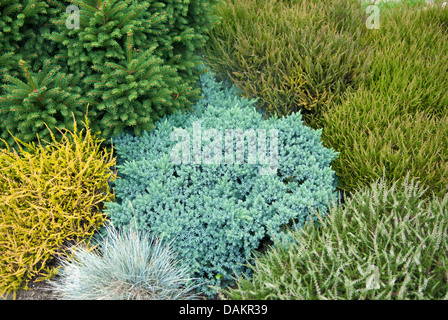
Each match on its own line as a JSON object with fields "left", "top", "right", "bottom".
{"left": 104, "top": 70, "right": 339, "bottom": 297}
{"left": 50, "top": 224, "right": 201, "bottom": 300}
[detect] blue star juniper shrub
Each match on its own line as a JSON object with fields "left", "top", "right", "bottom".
{"left": 104, "top": 70, "right": 339, "bottom": 296}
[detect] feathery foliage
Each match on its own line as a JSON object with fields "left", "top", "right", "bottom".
{"left": 321, "top": 3, "right": 448, "bottom": 199}
{"left": 202, "top": 0, "right": 372, "bottom": 125}
{"left": 0, "top": 115, "right": 116, "bottom": 299}
{"left": 321, "top": 87, "right": 448, "bottom": 199}
{"left": 361, "top": 2, "right": 448, "bottom": 117}
{"left": 50, "top": 224, "right": 202, "bottom": 300}
{"left": 221, "top": 175, "right": 448, "bottom": 300}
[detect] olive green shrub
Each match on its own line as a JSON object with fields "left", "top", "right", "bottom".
{"left": 202, "top": 0, "right": 371, "bottom": 125}
{"left": 321, "top": 87, "right": 448, "bottom": 199}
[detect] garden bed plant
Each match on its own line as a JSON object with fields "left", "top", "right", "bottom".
{"left": 1, "top": 0, "right": 448, "bottom": 300}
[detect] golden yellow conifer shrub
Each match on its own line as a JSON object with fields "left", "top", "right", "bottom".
{"left": 0, "top": 116, "right": 116, "bottom": 299}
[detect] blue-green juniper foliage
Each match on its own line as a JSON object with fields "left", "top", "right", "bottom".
{"left": 105, "top": 70, "right": 339, "bottom": 296}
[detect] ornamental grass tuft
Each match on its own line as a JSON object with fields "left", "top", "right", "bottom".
{"left": 50, "top": 223, "right": 202, "bottom": 300}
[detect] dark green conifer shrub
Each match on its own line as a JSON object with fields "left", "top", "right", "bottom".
{"left": 0, "top": 0, "right": 66, "bottom": 76}
{"left": 0, "top": 0, "right": 54, "bottom": 96}
{"left": 0, "top": 59, "right": 86, "bottom": 146}
{"left": 104, "top": 70, "right": 339, "bottom": 296}
{"left": 84, "top": 32, "right": 198, "bottom": 138}
{"left": 0, "top": 0, "right": 220, "bottom": 147}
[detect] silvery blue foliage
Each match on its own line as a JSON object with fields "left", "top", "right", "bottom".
{"left": 104, "top": 69, "right": 339, "bottom": 296}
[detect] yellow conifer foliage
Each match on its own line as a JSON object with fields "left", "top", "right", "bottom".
{"left": 0, "top": 115, "right": 117, "bottom": 299}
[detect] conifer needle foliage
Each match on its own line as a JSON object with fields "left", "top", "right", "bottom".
{"left": 0, "top": 0, "right": 221, "bottom": 147}
{"left": 105, "top": 70, "right": 339, "bottom": 297}
{"left": 84, "top": 32, "right": 198, "bottom": 138}
{"left": 0, "top": 59, "right": 86, "bottom": 146}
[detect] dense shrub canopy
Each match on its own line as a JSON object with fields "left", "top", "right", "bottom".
{"left": 0, "top": 117, "right": 116, "bottom": 298}
{"left": 105, "top": 70, "right": 339, "bottom": 296}
{"left": 321, "top": 4, "right": 448, "bottom": 199}
{"left": 0, "top": 0, "right": 221, "bottom": 147}
{"left": 222, "top": 175, "right": 448, "bottom": 300}
{"left": 321, "top": 87, "right": 448, "bottom": 199}
{"left": 202, "top": 0, "right": 372, "bottom": 126}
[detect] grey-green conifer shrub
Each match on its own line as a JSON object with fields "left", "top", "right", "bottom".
{"left": 221, "top": 174, "right": 448, "bottom": 300}
{"left": 50, "top": 224, "right": 201, "bottom": 300}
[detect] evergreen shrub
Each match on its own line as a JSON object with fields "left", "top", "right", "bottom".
{"left": 221, "top": 175, "right": 448, "bottom": 300}
{"left": 0, "top": 59, "right": 86, "bottom": 145}
{"left": 0, "top": 116, "right": 116, "bottom": 299}
{"left": 104, "top": 71, "right": 339, "bottom": 296}
{"left": 361, "top": 3, "right": 448, "bottom": 118}
{"left": 202, "top": 0, "right": 372, "bottom": 126}
{"left": 321, "top": 87, "right": 448, "bottom": 199}
{"left": 321, "top": 4, "right": 448, "bottom": 199}
{"left": 0, "top": 0, "right": 221, "bottom": 147}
